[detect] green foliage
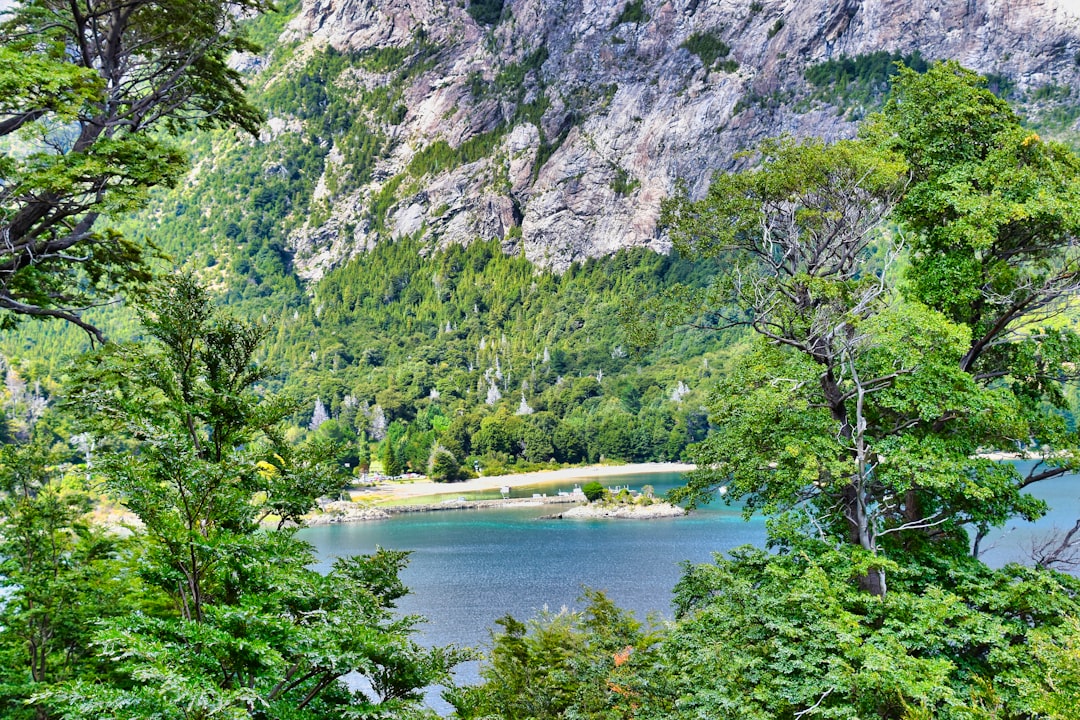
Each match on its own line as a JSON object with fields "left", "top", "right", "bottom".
{"left": 242, "top": 0, "right": 302, "bottom": 49}
{"left": 767, "top": 16, "right": 784, "bottom": 38}
{"left": 612, "top": 0, "right": 648, "bottom": 27}
{"left": 467, "top": 46, "right": 549, "bottom": 139}
{"left": 644, "top": 546, "right": 1080, "bottom": 720}
{"left": 369, "top": 174, "right": 406, "bottom": 234}
{"left": 407, "top": 127, "right": 508, "bottom": 178}
{"left": 610, "top": 167, "right": 641, "bottom": 196}
{"left": 1016, "top": 616, "right": 1080, "bottom": 718}
{"left": 0, "top": 437, "right": 145, "bottom": 720}
{"left": 680, "top": 31, "right": 735, "bottom": 73}
{"left": 581, "top": 481, "right": 606, "bottom": 502}
{"left": 38, "top": 275, "right": 463, "bottom": 718}
{"left": 464, "top": 547, "right": 1080, "bottom": 720}
{"left": 382, "top": 436, "right": 405, "bottom": 476}
{"left": 803, "top": 50, "right": 928, "bottom": 117}
{"left": 449, "top": 590, "right": 656, "bottom": 720}
{"left": 873, "top": 61, "right": 1080, "bottom": 369}
{"left": 662, "top": 66, "right": 1080, "bottom": 595}
{"left": 985, "top": 78, "right": 1080, "bottom": 136}
{"left": 0, "top": 0, "right": 270, "bottom": 340}
{"left": 430, "top": 447, "right": 466, "bottom": 482}
{"left": 67, "top": 275, "right": 343, "bottom": 610}
{"left": 88, "top": 36, "right": 441, "bottom": 316}
{"left": 494, "top": 47, "right": 549, "bottom": 94}
{"left": 242, "top": 238, "right": 725, "bottom": 475}
{"left": 357, "top": 45, "right": 414, "bottom": 73}
{"left": 982, "top": 71, "right": 1017, "bottom": 100}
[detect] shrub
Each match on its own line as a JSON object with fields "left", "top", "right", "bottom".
{"left": 681, "top": 31, "right": 731, "bottom": 70}
{"left": 582, "top": 481, "right": 606, "bottom": 502}
{"left": 610, "top": 167, "right": 641, "bottom": 196}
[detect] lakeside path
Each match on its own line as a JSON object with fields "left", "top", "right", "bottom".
{"left": 361, "top": 462, "right": 696, "bottom": 502}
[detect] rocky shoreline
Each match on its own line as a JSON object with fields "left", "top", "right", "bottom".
{"left": 303, "top": 496, "right": 687, "bottom": 524}
{"left": 544, "top": 502, "right": 687, "bottom": 520}
{"left": 304, "top": 495, "right": 583, "bottom": 525}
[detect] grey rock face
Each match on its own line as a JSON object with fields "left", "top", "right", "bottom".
{"left": 276, "top": 0, "right": 1080, "bottom": 275}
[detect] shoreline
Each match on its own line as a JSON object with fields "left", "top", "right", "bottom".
{"left": 975, "top": 450, "right": 1070, "bottom": 461}
{"left": 357, "top": 462, "right": 695, "bottom": 502}
{"left": 306, "top": 495, "right": 584, "bottom": 525}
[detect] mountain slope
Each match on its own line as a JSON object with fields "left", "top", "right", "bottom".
{"left": 263, "top": 0, "right": 1080, "bottom": 277}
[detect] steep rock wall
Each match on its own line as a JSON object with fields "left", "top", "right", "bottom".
{"left": 272, "top": 0, "right": 1080, "bottom": 276}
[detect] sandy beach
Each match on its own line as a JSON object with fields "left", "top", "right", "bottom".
{"left": 358, "top": 462, "right": 695, "bottom": 502}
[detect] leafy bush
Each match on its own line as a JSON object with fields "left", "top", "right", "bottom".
{"left": 680, "top": 31, "right": 732, "bottom": 71}
{"left": 582, "top": 481, "right": 606, "bottom": 502}
{"left": 610, "top": 167, "right": 641, "bottom": 196}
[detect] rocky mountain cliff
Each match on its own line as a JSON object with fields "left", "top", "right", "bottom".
{"left": 246, "top": 0, "right": 1080, "bottom": 277}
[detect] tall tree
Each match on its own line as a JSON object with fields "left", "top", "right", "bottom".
{"left": 660, "top": 63, "right": 1080, "bottom": 594}
{"left": 0, "top": 0, "right": 267, "bottom": 341}
{"left": 661, "top": 137, "right": 917, "bottom": 594}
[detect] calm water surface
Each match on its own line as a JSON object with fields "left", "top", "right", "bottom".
{"left": 303, "top": 473, "right": 763, "bottom": 650}
{"left": 300, "top": 465, "right": 1080, "bottom": 700}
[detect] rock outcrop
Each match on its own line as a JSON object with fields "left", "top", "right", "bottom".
{"left": 267, "top": 0, "right": 1080, "bottom": 276}
{"left": 305, "top": 501, "right": 391, "bottom": 523}
{"left": 548, "top": 501, "right": 687, "bottom": 519}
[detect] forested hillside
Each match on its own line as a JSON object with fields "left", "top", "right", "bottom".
{"left": 0, "top": 238, "right": 734, "bottom": 475}
{"left": 0, "top": 3, "right": 744, "bottom": 476}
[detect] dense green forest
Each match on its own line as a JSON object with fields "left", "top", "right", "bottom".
{"left": 0, "top": 239, "right": 733, "bottom": 478}
{"left": 0, "top": 0, "right": 737, "bottom": 479}
{"left": 3, "top": 1, "right": 1080, "bottom": 719}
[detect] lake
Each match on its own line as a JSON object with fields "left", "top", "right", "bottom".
{"left": 300, "top": 465, "right": 1080, "bottom": 704}
{"left": 303, "top": 473, "right": 761, "bottom": 652}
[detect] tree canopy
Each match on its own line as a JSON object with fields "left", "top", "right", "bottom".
{"left": 660, "top": 61, "right": 1080, "bottom": 594}
{"left": 0, "top": 0, "right": 268, "bottom": 341}
{"left": 0, "top": 276, "right": 467, "bottom": 719}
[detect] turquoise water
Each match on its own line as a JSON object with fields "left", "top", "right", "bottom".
{"left": 303, "top": 473, "right": 764, "bottom": 651}
{"left": 300, "top": 465, "right": 1080, "bottom": 702}
{"left": 978, "top": 460, "right": 1080, "bottom": 567}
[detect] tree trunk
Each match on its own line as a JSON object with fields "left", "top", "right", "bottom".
{"left": 858, "top": 567, "right": 886, "bottom": 595}
{"left": 827, "top": 372, "right": 887, "bottom": 596}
